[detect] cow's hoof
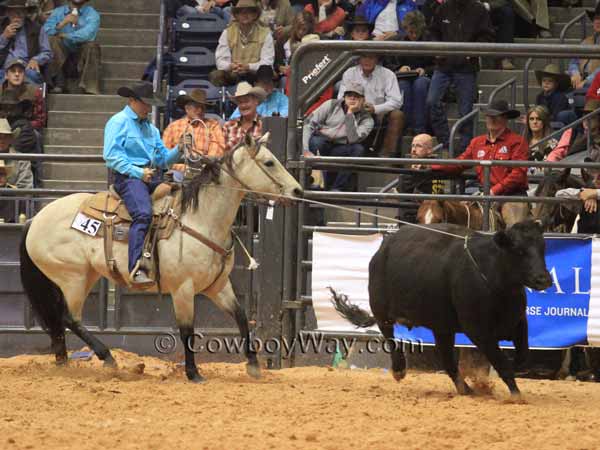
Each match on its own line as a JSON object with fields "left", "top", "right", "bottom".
{"left": 392, "top": 370, "right": 406, "bottom": 381}
{"left": 187, "top": 372, "right": 206, "bottom": 384}
{"left": 246, "top": 363, "right": 262, "bottom": 379}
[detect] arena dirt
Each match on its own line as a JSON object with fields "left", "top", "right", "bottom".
{"left": 0, "top": 349, "right": 598, "bottom": 450}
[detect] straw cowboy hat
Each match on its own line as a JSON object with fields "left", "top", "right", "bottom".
{"left": 535, "top": 64, "right": 572, "bottom": 92}
{"left": 481, "top": 99, "right": 521, "bottom": 119}
{"left": 232, "top": 0, "right": 260, "bottom": 14}
{"left": 117, "top": 82, "right": 165, "bottom": 107}
{"left": 229, "top": 82, "right": 266, "bottom": 103}
{"left": 175, "top": 88, "right": 210, "bottom": 109}
{"left": 0, "top": 159, "right": 14, "bottom": 176}
{"left": 0, "top": 117, "right": 21, "bottom": 139}
{"left": 300, "top": 34, "right": 320, "bottom": 43}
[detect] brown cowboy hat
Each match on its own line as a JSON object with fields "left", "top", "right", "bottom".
{"left": 232, "top": 0, "right": 260, "bottom": 15}
{"left": 535, "top": 64, "right": 572, "bottom": 92}
{"left": 175, "top": 88, "right": 210, "bottom": 109}
{"left": 587, "top": 3, "right": 600, "bottom": 22}
{"left": 481, "top": 99, "right": 521, "bottom": 119}
{"left": 346, "top": 15, "right": 374, "bottom": 33}
{"left": 117, "top": 82, "right": 165, "bottom": 107}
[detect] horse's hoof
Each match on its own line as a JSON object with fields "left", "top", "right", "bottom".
{"left": 456, "top": 381, "right": 474, "bottom": 396}
{"left": 56, "top": 356, "right": 68, "bottom": 366}
{"left": 246, "top": 363, "right": 262, "bottom": 379}
{"left": 187, "top": 372, "right": 206, "bottom": 384}
{"left": 103, "top": 356, "right": 118, "bottom": 369}
{"left": 392, "top": 370, "right": 406, "bottom": 381}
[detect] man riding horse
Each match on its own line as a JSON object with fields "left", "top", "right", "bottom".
{"left": 428, "top": 99, "right": 530, "bottom": 225}
{"left": 103, "top": 82, "right": 183, "bottom": 287}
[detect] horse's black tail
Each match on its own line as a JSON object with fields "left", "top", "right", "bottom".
{"left": 329, "top": 287, "right": 377, "bottom": 328}
{"left": 19, "top": 221, "right": 68, "bottom": 340}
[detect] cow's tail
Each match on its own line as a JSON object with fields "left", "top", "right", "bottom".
{"left": 19, "top": 221, "right": 68, "bottom": 340}
{"left": 329, "top": 287, "right": 377, "bottom": 328}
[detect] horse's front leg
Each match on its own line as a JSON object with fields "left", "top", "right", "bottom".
{"left": 172, "top": 280, "right": 204, "bottom": 383}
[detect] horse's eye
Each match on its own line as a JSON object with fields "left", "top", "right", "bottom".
{"left": 264, "top": 160, "right": 275, "bottom": 167}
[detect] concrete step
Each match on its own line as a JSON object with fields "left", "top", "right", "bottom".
{"left": 551, "top": 21, "right": 589, "bottom": 40}
{"left": 41, "top": 162, "right": 107, "bottom": 181}
{"left": 92, "top": 0, "right": 161, "bottom": 13}
{"left": 44, "top": 128, "right": 104, "bottom": 146}
{"left": 515, "top": 37, "right": 579, "bottom": 45}
{"left": 102, "top": 61, "right": 147, "bottom": 80}
{"left": 40, "top": 179, "right": 107, "bottom": 191}
{"left": 478, "top": 69, "right": 538, "bottom": 85}
{"left": 102, "top": 45, "right": 156, "bottom": 63}
{"left": 100, "top": 13, "right": 160, "bottom": 29}
{"left": 97, "top": 28, "right": 158, "bottom": 46}
{"left": 44, "top": 145, "right": 103, "bottom": 155}
{"left": 47, "top": 94, "right": 125, "bottom": 112}
{"left": 102, "top": 78, "right": 140, "bottom": 96}
{"left": 47, "top": 111, "right": 112, "bottom": 129}
{"left": 549, "top": 6, "right": 591, "bottom": 22}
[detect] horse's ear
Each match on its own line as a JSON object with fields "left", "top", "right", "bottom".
{"left": 258, "top": 131, "right": 270, "bottom": 146}
{"left": 582, "top": 168, "right": 593, "bottom": 186}
{"left": 244, "top": 133, "right": 258, "bottom": 158}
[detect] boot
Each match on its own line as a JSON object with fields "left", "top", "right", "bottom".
{"left": 381, "top": 110, "right": 406, "bottom": 157}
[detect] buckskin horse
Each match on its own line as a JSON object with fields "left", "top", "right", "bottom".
{"left": 19, "top": 133, "right": 303, "bottom": 382}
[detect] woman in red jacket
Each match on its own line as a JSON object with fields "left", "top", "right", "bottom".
{"left": 304, "top": 0, "right": 346, "bottom": 37}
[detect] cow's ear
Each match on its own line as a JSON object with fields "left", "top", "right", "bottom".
{"left": 493, "top": 230, "right": 513, "bottom": 249}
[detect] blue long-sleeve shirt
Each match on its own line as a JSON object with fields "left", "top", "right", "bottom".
{"left": 0, "top": 23, "right": 51, "bottom": 68}
{"left": 104, "top": 106, "right": 181, "bottom": 179}
{"left": 229, "top": 90, "right": 289, "bottom": 119}
{"left": 44, "top": 5, "right": 100, "bottom": 50}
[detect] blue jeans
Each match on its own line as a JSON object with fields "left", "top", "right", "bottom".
{"left": 176, "top": 5, "right": 231, "bottom": 23}
{"left": 399, "top": 76, "right": 431, "bottom": 134}
{"left": 309, "top": 135, "right": 365, "bottom": 190}
{"left": 0, "top": 68, "right": 43, "bottom": 85}
{"left": 427, "top": 70, "right": 477, "bottom": 153}
{"left": 113, "top": 172, "right": 162, "bottom": 274}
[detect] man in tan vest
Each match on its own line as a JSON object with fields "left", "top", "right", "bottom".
{"left": 209, "top": 0, "right": 274, "bottom": 87}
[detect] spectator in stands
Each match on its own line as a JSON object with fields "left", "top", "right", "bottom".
{"left": 304, "top": 0, "right": 346, "bottom": 38}
{"left": 223, "top": 81, "right": 266, "bottom": 150}
{"left": 355, "top": 0, "right": 417, "bottom": 40}
{"left": 231, "top": 66, "right": 288, "bottom": 118}
{"left": 387, "top": 11, "right": 433, "bottom": 135}
{"left": 534, "top": 64, "right": 573, "bottom": 123}
{"left": 526, "top": 105, "right": 557, "bottom": 162}
{"left": 568, "top": 4, "right": 600, "bottom": 90}
{"left": 511, "top": 0, "right": 551, "bottom": 38}
{"left": 486, "top": 0, "right": 515, "bottom": 70}
{"left": 210, "top": 0, "right": 274, "bottom": 87}
{"left": 430, "top": 99, "right": 528, "bottom": 196}
{"left": 303, "top": 83, "right": 374, "bottom": 191}
{"left": 427, "top": 0, "right": 495, "bottom": 153}
{"left": 547, "top": 100, "right": 600, "bottom": 162}
{"left": 274, "top": 10, "right": 315, "bottom": 77}
{"left": 163, "top": 88, "right": 226, "bottom": 159}
{"left": 260, "top": 0, "right": 295, "bottom": 40}
{"left": 174, "top": 0, "right": 232, "bottom": 22}
{"left": 43, "top": 0, "right": 100, "bottom": 94}
{"left": 0, "top": 0, "right": 52, "bottom": 85}
{"left": 0, "top": 117, "right": 33, "bottom": 190}
{"left": 0, "top": 160, "right": 17, "bottom": 222}
{"left": 345, "top": 15, "right": 372, "bottom": 41}
{"left": 27, "top": 0, "right": 63, "bottom": 24}
{"left": 338, "top": 52, "right": 404, "bottom": 157}
{"left": 399, "top": 133, "right": 444, "bottom": 194}
{"left": 0, "top": 58, "right": 45, "bottom": 131}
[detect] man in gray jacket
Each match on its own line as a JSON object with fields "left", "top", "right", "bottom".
{"left": 303, "top": 83, "right": 374, "bottom": 191}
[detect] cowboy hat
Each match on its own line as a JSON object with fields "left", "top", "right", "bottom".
{"left": 300, "top": 34, "right": 320, "bottom": 43}
{"left": 117, "top": 82, "right": 165, "bottom": 107}
{"left": 587, "top": 3, "right": 600, "bottom": 22}
{"left": 0, "top": 159, "right": 13, "bottom": 176}
{"left": 0, "top": 117, "right": 20, "bottom": 139}
{"left": 228, "top": 81, "right": 266, "bottom": 103}
{"left": 535, "top": 64, "right": 572, "bottom": 92}
{"left": 175, "top": 88, "right": 210, "bottom": 110}
{"left": 346, "top": 15, "right": 374, "bottom": 33}
{"left": 255, "top": 65, "right": 277, "bottom": 83}
{"left": 481, "top": 99, "right": 521, "bottom": 119}
{"left": 232, "top": 0, "right": 260, "bottom": 14}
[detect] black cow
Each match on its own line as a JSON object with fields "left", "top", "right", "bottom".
{"left": 331, "top": 220, "right": 552, "bottom": 397}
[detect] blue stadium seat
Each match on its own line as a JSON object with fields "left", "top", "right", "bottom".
{"left": 172, "top": 13, "right": 226, "bottom": 52}
{"left": 165, "top": 79, "right": 222, "bottom": 125}
{"left": 170, "top": 46, "right": 215, "bottom": 85}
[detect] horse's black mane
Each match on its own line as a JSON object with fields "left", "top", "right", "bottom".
{"left": 180, "top": 142, "right": 245, "bottom": 213}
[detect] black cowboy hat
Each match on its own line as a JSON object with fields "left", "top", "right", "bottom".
{"left": 117, "top": 82, "right": 165, "bottom": 107}
{"left": 255, "top": 65, "right": 277, "bottom": 83}
{"left": 535, "top": 64, "right": 572, "bottom": 92}
{"left": 481, "top": 99, "right": 521, "bottom": 119}
{"left": 346, "top": 15, "right": 374, "bottom": 33}
{"left": 587, "top": 3, "right": 600, "bottom": 22}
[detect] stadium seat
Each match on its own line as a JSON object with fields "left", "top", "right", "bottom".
{"left": 169, "top": 46, "right": 215, "bottom": 85}
{"left": 166, "top": 79, "right": 222, "bottom": 125}
{"left": 172, "top": 13, "right": 226, "bottom": 52}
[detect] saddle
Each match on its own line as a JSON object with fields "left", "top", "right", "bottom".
{"left": 76, "top": 183, "right": 181, "bottom": 287}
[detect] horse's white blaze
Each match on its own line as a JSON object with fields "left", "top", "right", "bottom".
{"left": 424, "top": 208, "right": 434, "bottom": 224}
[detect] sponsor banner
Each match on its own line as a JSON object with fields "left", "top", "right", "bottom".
{"left": 294, "top": 47, "right": 344, "bottom": 113}
{"left": 311, "top": 232, "right": 597, "bottom": 349}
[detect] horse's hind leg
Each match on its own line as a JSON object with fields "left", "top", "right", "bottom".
{"left": 433, "top": 331, "right": 473, "bottom": 395}
{"left": 61, "top": 273, "right": 116, "bottom": 367}
{"left": 207, "top": 280, "right": 261, "bottom": 379}
{"left": 378, "top": 321, "right": 406, "bottom": 381}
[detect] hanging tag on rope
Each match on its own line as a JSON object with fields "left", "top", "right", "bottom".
{"left": 266, "top": 200, "right": 275, "bottom": 221}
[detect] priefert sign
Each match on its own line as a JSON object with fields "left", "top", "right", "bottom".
{"left": 301, "top": 54, "right": 332, "bottom": 85}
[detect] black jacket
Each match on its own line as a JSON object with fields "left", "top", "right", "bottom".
{"left": 428, "top": 0, "right": 495, "bottom": 73}
{"left": 384, "top": 33, "right": 436, "bottom": 76}
{"left": 535, "top": 90, "right": 570, "bottom": 122}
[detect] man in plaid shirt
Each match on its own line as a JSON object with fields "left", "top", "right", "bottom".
{"left": 223, "top": 81, "right": 266, "bottom": 151}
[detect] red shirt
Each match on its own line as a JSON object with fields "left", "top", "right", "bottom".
{"left": 304, "top": 4, "right": 346, "bottom": 34}
{"left": 431, "top": 128, "right": 528, "bottom": 195}
{"left": 586, "top": 71, "right": 600, "bottom": 102}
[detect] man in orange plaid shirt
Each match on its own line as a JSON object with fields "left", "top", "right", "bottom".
{"left": 162, "top": 88, "right": 225, "bottom": 159}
